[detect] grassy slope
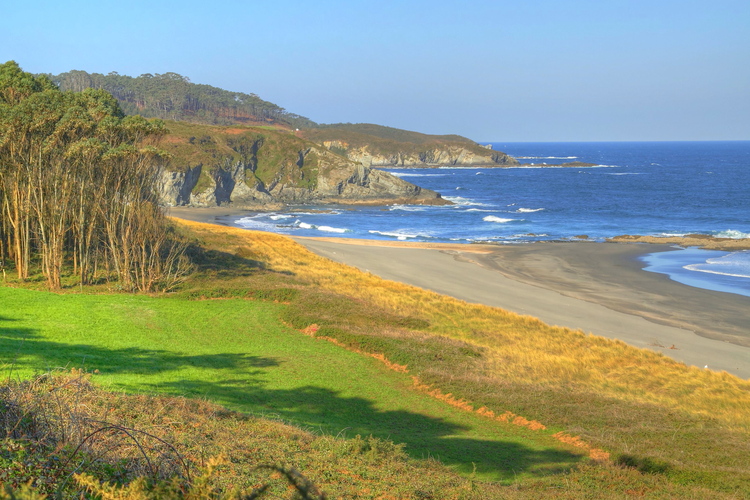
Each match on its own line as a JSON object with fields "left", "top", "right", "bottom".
{"left": 299, "top": 123, "right": 496, "bottom": 157}
{"left": 0, "top": 288, "right": 577, "bottom": 482}
{"left": 2, "top": 219, "right": 750, "bottom": 497}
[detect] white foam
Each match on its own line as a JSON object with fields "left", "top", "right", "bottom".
{"left": 714, "top": 230, "right": 750, "bottom": 239}
{"left": 483, "top": 216, "right": 517, "bottom": 223}
{"left": 515, "top": 208, "right": 544, "bottom": 213}
{"left": 299, "top": 211, "right": 342, "bottom": 217}
{"left": 444, "top": 196, "right": 490, "bottom": 207}
{"left": 317, "top": 225, "right": 348, "bottom": 233}
{"left": 389, "top": 204, "right": 428, "bottom": 212}
{"left": 234, "top": 216, "right": 289, "bottom": 233}
{"left": 269, "top": 214, "right": 293, "bottom": 220}
{"left": 296, "top": 221, "right": 314, "bottom": 229}
{"left": 684, "top": 251, "right": 750, "bottom": 279}
{"left": 369, "top": 230, "right": 430, "bottom": 240}
{"left": 465, "top": 208, "right": 494, "bottom": 212}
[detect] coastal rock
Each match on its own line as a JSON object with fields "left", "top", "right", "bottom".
{"left": 346, "top": 145, "right": 518, "bottom": 168}
{"left": 158, "top": 144, "right": 445, "bottom": 208}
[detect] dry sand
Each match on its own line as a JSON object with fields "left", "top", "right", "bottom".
{"left": 168, "top": 208, "right": 750, "bottom": 379}
{"left": 294, "top": 237, "right": 750, "bottom": 379}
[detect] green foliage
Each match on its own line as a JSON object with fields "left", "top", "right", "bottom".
{"left": 49, "top": 70, "right": 317, "bottom": 130}
{"left": 300, "top": 123, "right": 499, "bottom": 159}
{"left": 0, "top": 61, "right": 188, "bottom": 292}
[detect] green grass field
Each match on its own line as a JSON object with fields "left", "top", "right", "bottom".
{"left": 0, "top": 287, "right": 586, "bottom": 482}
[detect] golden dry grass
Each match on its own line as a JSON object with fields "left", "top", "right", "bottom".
{"left": 175, "top": 219, "right": 750, "bottom": 432}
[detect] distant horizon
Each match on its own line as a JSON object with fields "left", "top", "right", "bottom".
{"left": 483, "top": 139, "right": 750, "bottom": 144}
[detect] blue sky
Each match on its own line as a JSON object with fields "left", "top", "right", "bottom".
{"left": 3, "top": 0, "right": 748, "bottom": 141}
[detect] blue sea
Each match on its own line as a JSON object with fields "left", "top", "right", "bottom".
{"left": 228, "top": 141, "right": 750, "bottom": 297}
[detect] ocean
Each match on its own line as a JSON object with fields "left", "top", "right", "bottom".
{"left": 227, "top": 141, "right": 750, "bottom": 297}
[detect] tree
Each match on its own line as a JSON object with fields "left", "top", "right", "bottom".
{"left": 0, "top": 61, "right": 189, "bottom": 291}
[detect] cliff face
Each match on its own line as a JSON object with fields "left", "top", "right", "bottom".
{"left": 341, "top": 144, "right": 518, "bottom": 168}
{"left": 304, "top": 124, "right": 518, "bottom": 168}
{"left": 157, "top": 123, "right": 447, "bottom": 208}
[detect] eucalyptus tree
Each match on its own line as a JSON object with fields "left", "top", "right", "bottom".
{"left": 0, "top": 61, "right": 188, "bottom": 291}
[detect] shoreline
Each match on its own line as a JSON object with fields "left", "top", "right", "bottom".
{"left": 168, "top": 207, "right": 750, "bottom": 379}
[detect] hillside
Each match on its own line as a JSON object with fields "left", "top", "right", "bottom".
{"left": 48, "top": 70, "right": 518, "bottom": 169}
{"left": 157, "top": 121, "right": 447, "bottom": 207}
{"left": 300, "top": 123, "right": 518, "bottom": 167}
{"left": 50, "top": 70, "right": 317, "bottom": 129}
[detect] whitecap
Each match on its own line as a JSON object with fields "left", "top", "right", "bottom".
{"left": 714, "top": 229, "right": 750, "bottom": 239}
{"left": 684, "top": 251, "right": 750, "bottom": 279}
{"left": 389, "top": 205, "right": 428, "bottom": 212}
{"left": 369, "top": 230, "right": 431, "bottom": 240}
{"left": 317, "top": 225, "right": 348, "bottom": 233}
{"left": 269, "top": 214, "right": 293, "bottom": 220}
{"left": 515, "top": 208, "right": 544, "bottom": 213}
{"left": 444, "top": 196, "right": 491, "bottom": 207}
{"left": 234, "top": 216, "right": 278, "bottom": 231}
{"left": 483, "top": 216, "right": 518, "bottom": 223}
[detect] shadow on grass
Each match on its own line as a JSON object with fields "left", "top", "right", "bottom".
{"left": 150, "top": 379, "right": 582, "bottom": 481}
{"left": 0, "top": 331, "right": 281, "bottom": 377}
{"left": 0, "top": 319, "right": 583, "bottom": 481}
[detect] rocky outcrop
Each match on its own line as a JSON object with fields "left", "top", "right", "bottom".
{"left": 159, "top": 145, "right": 447, "bottom": 208}
{"left": 338, "top": 144, "right": 518, "bottom": 168}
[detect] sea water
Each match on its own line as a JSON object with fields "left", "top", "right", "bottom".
{"left": 228, "top": 141, "right": 750, "bottom": 296}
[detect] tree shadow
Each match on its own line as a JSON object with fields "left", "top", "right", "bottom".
{"left": 0, "top": 333, "right": 281, "bottom": 377}
{"left": 0, "top": 317, "right": 583, "bottom": 481}
{"left": 147, "top": 379, "right": 582, "bottom": 480}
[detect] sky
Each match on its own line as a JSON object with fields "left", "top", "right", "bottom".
{"left": 2, "top": 0, "right": 749, "bottom": 142}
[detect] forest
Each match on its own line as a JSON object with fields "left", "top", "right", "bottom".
{"left": 50, "top": 69, "right": 317, "bottom": 130}
{"left": 0, "top": 61, "right": 190, "bottom": 291}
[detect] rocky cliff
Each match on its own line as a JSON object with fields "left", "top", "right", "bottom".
{"left": 337, "top": 143, "right": 518, "bottom": 168}
{"left": 302, "top": 124, "right": 518, "bottom": 168}
{"left": 157, "top": 122, "right": 447, "bottom": 208}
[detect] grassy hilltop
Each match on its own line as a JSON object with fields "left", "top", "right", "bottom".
{"left": 2, "top": 220, "right": 749, "bottom": 498}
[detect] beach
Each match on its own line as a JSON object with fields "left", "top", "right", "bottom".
{"left": 168, "top": 207, "right": 750, "bottom": 379}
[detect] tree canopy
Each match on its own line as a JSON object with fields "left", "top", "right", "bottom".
{"left": 0, "top": 61, "right": 189, "bottom": 291}
{"left": 50, "top": 70, "right": 317, "bottom": 130}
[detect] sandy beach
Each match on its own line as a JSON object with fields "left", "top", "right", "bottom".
{"left": 168, "top": 208, "right": 750, "bottom": 379}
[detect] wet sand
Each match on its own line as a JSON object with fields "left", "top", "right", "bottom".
{"left": 167, "top": 208, "right": 750, "bottom": 379}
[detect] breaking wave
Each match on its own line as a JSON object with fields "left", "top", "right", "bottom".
{"left": 483, "top": 216, "right": 518, "bottom": 223}
{"left": 684, "top": 251, "right": 750, "bottom": 279}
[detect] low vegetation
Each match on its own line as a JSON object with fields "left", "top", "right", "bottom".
{"left": 1, "top": 217, "right": 749, "bottom": 498}
{"left": 300, "top": 123, "right": 495, "bottom": 158}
